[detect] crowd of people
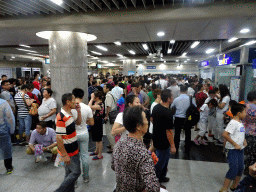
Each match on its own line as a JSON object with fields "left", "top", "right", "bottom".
{"left": 0, "top": 72, "right": 256, "bottom": 192}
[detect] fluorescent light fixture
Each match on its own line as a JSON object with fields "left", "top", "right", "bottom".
{"left": 182, "top": 52, "right": 187, "bottom": 56}
{"left": 176, "top": 60, "right": 179, "bottom": 62}
{"left": 129, "top": 50, "right": 136, "bottom": 55}
{"left": 27, "top": 53, "right": 44, "bottom": 57}
{"left": 240, "top": 28, "right": 250, "bottom": 33}
{"left": 164, "top": 61, "right": 166, "bottom": 63}
{"left": 96, "top": 45, "right": 108, "bottom": 51}
{"left": 91, "top": 51, "right": 102, "bottom": 55}
{"left": 17, "top": 48, "right": 37, "bottom": 53}
{"left": 195, "top": 60, "right": 198, "bottom": 62}
{"left": 51, "top": 0, "right": 63, "bottom": 6}
{"left": 114, "top": 41, "right": 121, "bottom": 46}
{"left": 32, "top": 59, "right": 35, "bottom": 60}
{"left": 117, "top": 54, "right": 123, "bottom": 57}
{"left": 102, "top": 60, "right": 108, "bottom": 63}
{"left": 206, "top": 48, "right": 215, "bottom": 54}
{"left": 19, "top": 44, "right": 31, "bottom": 48}
{"left": 152, "top": 60, "right": 155, "bottom": 62}
{"left": 170, "top": 40, "right": 175, "bottom": 44}
{"left": 191, "top": 41, "right": 200, "bottom": 48}
{"left": 142, "top": 44, "right": 148, "bottom": 50}
{"left": 187, "top": 59, "right": 190, "bottom": 60}
{"left": 228, "top": 37, "right": 238, "bottom": 43}
{"left": 243, "top": 40, "right": 256, "bottom": 46}
{"left": 157, "top": 32, "right": 165, "bottom": 37}
{"left": 11, "top": 56, "right": 15, "bottom": 59}
{"left": 167, "top": 49, "right": 172, "bottom": 54}
{"left": 184, "top": 61, "right": 187, "bottom": 63}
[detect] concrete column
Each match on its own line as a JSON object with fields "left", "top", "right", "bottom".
{"left": 123, "top": 60, "right": 137, "bottom": 76}
{"left": 49, "top": 31, "right": 88, "bottom": 109}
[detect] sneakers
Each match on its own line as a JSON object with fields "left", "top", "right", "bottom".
{"left": 83, "top": 178, "right": 90, "bottom": 183}
{"left": 6, "top": 166, "right": 14, "bottom": 174}
{"left": 159, "top": 177, "right": 170, "bottom": 183}
{"left": 200, "top": 140, "right": 208, "bottom": 145}
{"left": 193, "top": 139, "right": 200, "bottom": 146}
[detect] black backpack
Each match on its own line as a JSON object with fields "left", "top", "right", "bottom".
{"left": 185, "top": 96, "right": 200, "bottom": 127}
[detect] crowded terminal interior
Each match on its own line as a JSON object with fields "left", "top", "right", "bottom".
{"left": 1, "top": 0, "right": 256, "bottom": 192}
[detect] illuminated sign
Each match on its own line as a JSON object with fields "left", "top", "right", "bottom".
{"left": 147, "top": 66, "right": 156, "bottom": 69}
{"left": 218, "top": 54, "right": 231, "bottom": 65}
{"left": 128, "top": 71, "right": 135, "bottom": 76}
{"left": 45, "top": 58, "right": 50, "bottom": 64}
{"left": 201, "top": 61, "right": 209, "bottom": 67}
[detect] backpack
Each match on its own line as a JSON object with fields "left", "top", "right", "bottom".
{"left": 185, "top": 96, "right": 200, "bottom": 127}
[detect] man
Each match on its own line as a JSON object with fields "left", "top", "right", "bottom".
{"left": 0, "top": 80, "right": 16, "bottom": 113}
{"left": 0, "top": 75, "right": 7, "bottom": 93}
{"left": 151, "top": 89, "right": 176, "bottom": 184}
{"left": 88, "top": 80, "right": 98, "bottom": 101}
{"left": 26, "top": 121, "right": 58, "bottom": 162}
{"left": 128, "top": 82, "right": 143, "bottom": 104}
{"left": 171, "top": 86, "right": 197, "bottom": 153}
{"left": 103, "top": 83, "right": 117, "bottom": 153}
{"left": 187, "top": 83, "right": 196, "bottom": 97}
{"left": 177, "top": 77, "right": 184, "bottom": 86}
{"left": 55, "top": 93, "right": 82, "bottom": 192}
{"left": 167, "top": 80, "right": 180, "bottom": 99}
{"left": 148, "top": 84, "right": 157, "bottom": 105}
{"left": 155, "top": 75, "right": 168, "bottom": 90}
{"left": 140, "top": 84, "right": 150, "bottom": 108}
{"left": 8, "top": 78, "right": 17, "bottom": 97}
{"left": 111, "top": 79, "right": 124, "bottom": 100}
{"left": 107, "top": 76, "right": 115, "bottom": 87}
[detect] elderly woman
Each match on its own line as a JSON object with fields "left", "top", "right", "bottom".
{"left": 0, "top": 98, "right": 15, "bottom": 174}
{"left": 243, "top": 91, "right": 256, "bottom": 175}
{"left": 38, "top": 88, "right": 57, "bottom": 128}
{"left": 111, "top": 106, "right": 160, "bottom": 192}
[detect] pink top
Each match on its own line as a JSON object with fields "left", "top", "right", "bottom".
{"left": 127, "top": 84, "right": 131, "bottom": 94}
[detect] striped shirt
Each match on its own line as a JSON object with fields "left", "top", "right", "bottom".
{"left": 14, "top": 92, "right": 30, "bottom": 118}
{"left": 55, "top": 108, "right": 79, "bottom": 157}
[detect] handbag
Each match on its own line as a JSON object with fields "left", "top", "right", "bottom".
{"left": 29, "top": 103, "right": 39, "bottom": 116}
{"left": 108, "top": 93, "right": 119, "bottom": 124}
{"left": 185, "top": 96, "right": 200, "bottom": 127}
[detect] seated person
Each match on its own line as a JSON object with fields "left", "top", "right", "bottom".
{"left": 26, "top": 121, "right": 58, "bottom": 159}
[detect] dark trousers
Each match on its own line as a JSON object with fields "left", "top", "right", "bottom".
{"left": 174, "top": 117, "right": 192, "bottom": 152}
{"left": 4, "top": 157, "right": 12, "bottom": 169}
{"left": 155, "top": 148, "right": 170, "bottom": 180}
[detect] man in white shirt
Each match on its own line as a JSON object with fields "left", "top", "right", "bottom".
{"left": 187, "top": 83, "right": 196, "bottom": 97}
{"left": 167, "top": 80, "right": 180, "bottom": 99}
{"left": 155, "top": 75, "right": 168, "bottom": 90}
{"left": 111, "top": 80, "right": 124, "bottom": 100}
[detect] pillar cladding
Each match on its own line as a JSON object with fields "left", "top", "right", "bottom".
{"left": 123, "top": 60, "right": 137, "bottom": 76}
{"left": 49, "top": 31, "right": 88, "bottom": 110}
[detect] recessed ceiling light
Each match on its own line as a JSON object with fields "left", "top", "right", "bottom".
{"left": 96, "top": 45, "right": 108, "bottom": 51}
{"left": 164, "top": 61, "right": 166, "bottom": 63}
{"left": 170, "top": 40, "right": 175, "bottom": 44}
{"left": 243, "top": 40, "right": 256, "bottom": 46}
{"left": 182, "top": 52, "right": 187, "bottom": 56}
{"left": 117, "top": 54, "right": 123, "bottom": 57}
{"left": 129, "top": 50, "right": 136, "bottom": 55}
{"left": 191, "top": 41, "right": 200, "bottom": 48}
{"left": 228, "top": 37, "right": 238, "bottom": 43}
{"left": 184, "top": 61, "right": 187, "bottom": 63}
{"left": 176, "top": 60, "right": 179, "bottom": 62}
{"left": 19, "top": 44, "right": 31, "bottom": 48}
{"left": 142, "top": 44, "right": 148, "bottom": 50}
{"left": 195, "top": 60, "right": 198, "bottom": 62}
{"left": 240, "top": 28, "right": 250, "bottom": 33}
{"left": 114, "top": 41, "right": 121, "bottom": 46}
{"left": 167, "top": 49, "right": 172, "bottom": 54}
{"left": 206, "top": 48, "right": 215, "bottom": 54}
{"left": 157, "top": 32, "right": 165, "bottom": 37}
{"left": 51, "top": 0, "right": 63, "bottom": 6}
{"left": 91, "top": 51, "right": 102, "bottom": 55}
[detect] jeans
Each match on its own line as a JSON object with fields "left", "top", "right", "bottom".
{"left": 55, "top": 154, "right": 81, "bottom": 192}
{"left": 18, "top": 115, "right": 32, "bottom": 136}
{"left": 226, "top": 149, "right": 244, "bottom": 180}
{"left": 155, "top": 148, "right": 170, "bottom": 180}
{"left": 77, "top": 133, "right": 89, "bottom": 179}
{"left": 174, "top": 117, "right": 192, "bottom": 152}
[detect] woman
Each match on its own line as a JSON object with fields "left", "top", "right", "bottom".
{"left": 111, "top": 95, "right": 141, "bottom": 139}
{"left": 243, "top": 91, "right": 256, "bottom": 175}
{"left": 0, "top": 99, "right": 15, "bottom": 174}
{"left": 38, "top": 88, "right": 57, "bottom": 129}
{"left": 14, "top": 84, "right": 34, "bottom": 144}
{"left": 216, "top": 84, "right": 231, "bottom": 146}
{"left": 112, "top": 106, "right": 160, "bottom": 192}
{"left": 88, "top": 90, "right": 104, "bottom": 160}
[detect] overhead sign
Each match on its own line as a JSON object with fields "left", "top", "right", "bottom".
{"left": 32, "top": 68, "right": 40, "bottom": 71}
{"left": 45, "top": 58, "right": 50, "bottom": 64}
{"left": 147, "top": 66, "right": 156, "bottom": 69}
{"left": 201, "top": 61, "right": 209, "bottom": 67}
{"left": 22, "top": 68, "right": 31, "bottom": 71}
{"left": 128, "top": 71, "right": 135, "bottom": 76}
{"left": 218, "top": 54, "right": 231, "bottom": 66}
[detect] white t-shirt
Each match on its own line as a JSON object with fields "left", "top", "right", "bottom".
{"left": 32, "top": 88, "right": 40, "bottom": 97}
{"left": 156, "top": 79, "right": 168, "bottom": 90}
{"left": 217, "top": 96, "right": 230, "bottom": 114}
{"left": 115, "top": 112, "right": 129, "bottom": 139}
{"left": 149, "top": 102, "right": 158, "bottom": 134}
{"left": 111, "top": 86, "right": 124, "bottom": 100}
{"left": 38, "top": 97, "right": 57, "bottom": 121}
{"left": 225, "top": 119, "right": 245, "bottom": 149}
{"left": 199, "top": 104, "right": 210, "bottom": 123}
{"left": 72, "top": 103, "right": 93, "bottom": 136}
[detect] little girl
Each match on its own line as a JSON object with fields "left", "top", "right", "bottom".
{"left": 193, "top": 99, "right": 218, "bottom": 145}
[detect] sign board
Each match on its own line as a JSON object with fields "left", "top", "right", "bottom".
{"left": 147, "top": 66, "right": 156, "bottom": 69}
{"left": 218, "top": 54, "right": 231, "bottom": 66}
{"left": 22, "top": 68, "right": 31, "bottom": 71}
{"left": 45, "top": 58, "right": 50, "bottom": 64}
{"left": 128, "top": 71, "right": 135, "bottom": 76}
{"left": 0, "top": 68, "right": 12, "bottom": 78}
{"left": 32, "top": 68, "right": 40, "bottom": 71}
{"left": 201, "top": 61, "right": 209, "bottom": 67}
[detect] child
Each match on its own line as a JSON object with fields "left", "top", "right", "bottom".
{"left": 193, "top": 99, "right": 218, "bottom": 145}
{"left": 220, "top": 104, "right": 247, "bottom": 192}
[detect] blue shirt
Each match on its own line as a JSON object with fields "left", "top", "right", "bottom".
{"left": 171, "top": 94, "right": 197, "bottom": 118}
{"left": 128, "top": 91, "right": 143, "bottom": 104}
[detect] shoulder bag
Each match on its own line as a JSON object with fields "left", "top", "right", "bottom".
{"left": 108, "top": 93, "right": 119, "bottom": 124}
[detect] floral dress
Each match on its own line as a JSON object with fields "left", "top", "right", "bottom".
{"left": 243, "top": 103, "right": 256, "bottom": 175}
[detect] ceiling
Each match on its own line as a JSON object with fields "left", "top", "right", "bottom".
{"left": 0, "top": 0, "right": 255, "bottom": 64}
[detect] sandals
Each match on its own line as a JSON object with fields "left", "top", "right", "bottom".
{"left": 92, "top": 155, "right": 103, "bottom": 160}
{"left": 90, "top": 152, "right": 98, "bottom": 156}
